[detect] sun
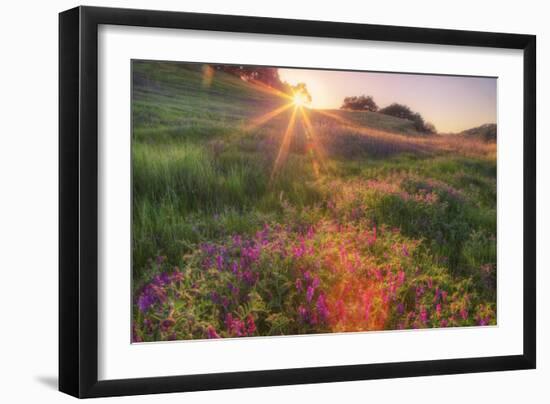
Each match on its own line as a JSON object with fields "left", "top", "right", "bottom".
{"left": 292, "top": 92, "right": 308, "bottom": 107}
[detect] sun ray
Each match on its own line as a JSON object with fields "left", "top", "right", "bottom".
{"left": 315, "top": 109, "right": 360, "bottom": 129}
{"left": 244, "top": 102, "right": 294, "bottom": 132}
{"left": 300, "top": 107, "right": 327, "bottom": 176}
{"left": 270, "top": 106, "right": 298, "bottom": 181}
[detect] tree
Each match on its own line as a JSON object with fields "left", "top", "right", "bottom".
{"left": 423, "top": 122, "right": 437, "bottom": 135}
{"left": 340, "top": 95, "right": 378, "bottom": 112}
{"left": 379, "top": 103, "right": 436, "bottom": 134}
{"left": 379, "top": 103, "right": 415, "bottom": 120}
{"left": 213, "top": 64, "right": 288, "bottom": 91}
{"left": 212, "top": 64, "right": 313, "bottom": 105}
{"left": 291, "top": 82, "right": 312, "bottom": 103}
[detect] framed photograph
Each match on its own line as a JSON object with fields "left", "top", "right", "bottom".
{"left": 59, "top": 6, "right": 536, "bottom": 398}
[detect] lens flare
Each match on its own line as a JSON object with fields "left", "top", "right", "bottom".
{"left": 293, "top": 92, "right": 308, "bottom": 107}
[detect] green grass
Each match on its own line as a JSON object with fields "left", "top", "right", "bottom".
{"left": 131, "top": 60, "right": 497, "bottom": 329}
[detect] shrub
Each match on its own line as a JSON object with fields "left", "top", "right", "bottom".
{"left": 379, "top": 103, "right": 415, "bottom": 120}
{"left": 341, "top": 95, "right": 379, "bottom": 112}
{"left": 379, "top": 103, "right": 436, "bottom": 134}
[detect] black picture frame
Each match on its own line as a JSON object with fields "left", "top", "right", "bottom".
{"left": 59, "top": 5, "right": 536, "bottom": 398}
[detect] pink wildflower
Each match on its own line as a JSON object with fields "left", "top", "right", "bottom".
{"left": 206, "top": 325, "right": 221, "bottom": 339}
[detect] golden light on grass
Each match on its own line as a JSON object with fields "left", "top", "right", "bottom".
{"left": 244, "top": 103, "right": 293, "bottom": 132}
{"left": 300, "top": 107, "right": 327, "bottom": 177}
{"left": 270, "top": 106, "right": 298, "bottom": 181}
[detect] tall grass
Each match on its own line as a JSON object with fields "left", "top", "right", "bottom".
{"left": 131, "top": 61, "right": 497, "bottom": 339}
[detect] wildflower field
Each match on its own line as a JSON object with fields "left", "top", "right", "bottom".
{"left": 132, "top": 61, "right": 497, "bottom": 342}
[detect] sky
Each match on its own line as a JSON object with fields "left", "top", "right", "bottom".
{"left": 278, "top": 68, "right": 497, "bottom": 133}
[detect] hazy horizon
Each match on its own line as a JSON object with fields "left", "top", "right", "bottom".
{"left": 279, "top": 68, "right": 497, "bottom": 133}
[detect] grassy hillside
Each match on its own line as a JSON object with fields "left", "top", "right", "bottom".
{"left": 459, "top": 123, "right": 497, "bottom": 142}
{"left": 132, "top": 61, "right": 497, "bottom": 341}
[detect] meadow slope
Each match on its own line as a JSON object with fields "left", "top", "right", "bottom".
{"left": 132, "top": 61, "right": 497, "bottom": 341}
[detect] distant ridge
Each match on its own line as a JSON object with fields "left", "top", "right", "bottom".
{"left": 459, "top": 123, "right": 497, "bottom": 143}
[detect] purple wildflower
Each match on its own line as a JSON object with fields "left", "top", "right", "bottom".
{"left": 160, "top": 318, "right": 175, "bottom": 332}
{"left": 312, "top": 276, "right": 320, "bottom": 289}
{"left": 137, "top": 291, "right": 155, "bottom": 312}
{"left": 397, "top": 302, "right": 405, "bottom": 315}
{"left": 298, "top": 305, "right": 308, "bottom": 323}
{"left": 137, "top": 283, "right": 166, "bottom": 313}
{"left": 316, "top": 294, "right": 329, "bottom": 322}
{"left": 306, "top": 286, "right": 315, "bottom": 302}
{"left": 210, "top": 291, "right": 220, "bottom": 304}
{"left": 216, "top": 254, "right": 224, "bottom": 271}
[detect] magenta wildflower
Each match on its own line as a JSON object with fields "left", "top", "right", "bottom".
{"left": 246, "top": 315, "right": 256, "bottom": 334}
{"left": 397, "top": 270, "right": 405, "bottom": 285}
{"left": 170, "top": 269, "right": 184, "bottom": 283}
{"left": 293, "top": 243, "right": 305, "bottom": 258}
{"left": 312, "top": 276, "right": 320, "bottom": 289}
{"left": 232, "top": 234, "right": 242, "bottom": 246}
{"left": 224, "top": 313, "right": 233, "bottom": 329}
{"left": 477, "top": 315, "right": 491, "bottom": 326}
{"left": 441, "top": 290, "right": 448, "bottom": 302}
{"left": 306, "top": 286, "right": 315, "bottom": 302}
{"left": 225, "top": 313, "right": 245, "bottom": 336}
{"left": 420, "top": 306, "right": 428, "bottom": 323}
{"left": 206, "top": 325, "right": 220, "bottom": 339}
